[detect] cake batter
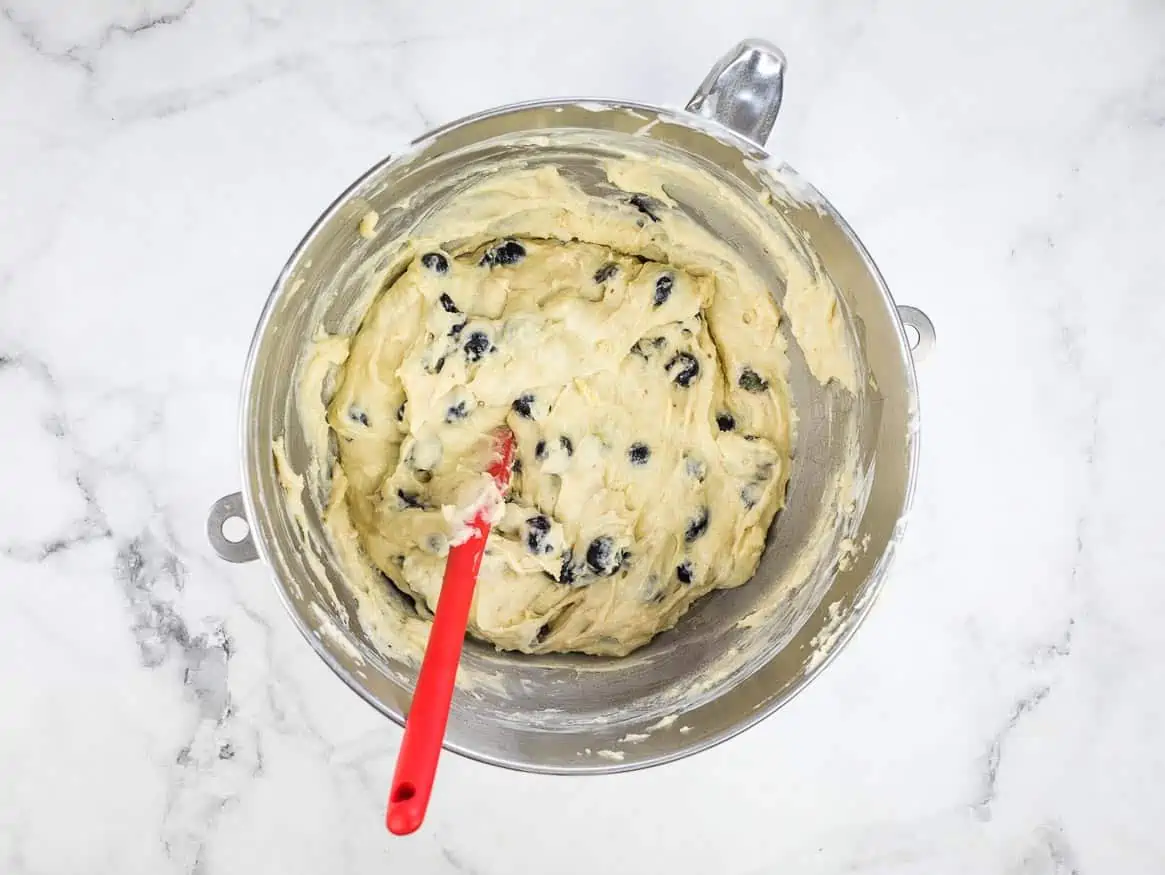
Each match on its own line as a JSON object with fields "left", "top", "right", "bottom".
{"left": 297, "top": 158, "right": 850, "bottom": 657}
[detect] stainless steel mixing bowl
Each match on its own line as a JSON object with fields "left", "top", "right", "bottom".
{"left": 208, "top": 39, "right": 934, "bottom": 774}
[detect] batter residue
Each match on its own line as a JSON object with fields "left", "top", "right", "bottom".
{"left": 296, "top": 157, "right": 849, "bottom": 657}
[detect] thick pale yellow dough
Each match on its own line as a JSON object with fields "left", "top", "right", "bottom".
{"left": 298, "top": 159, "right": 850, "bottom": 658}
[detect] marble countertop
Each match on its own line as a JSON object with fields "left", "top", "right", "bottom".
{"left": 3, "top": 0, "right": 1164, "bottom": 872}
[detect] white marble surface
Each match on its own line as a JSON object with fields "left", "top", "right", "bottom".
{"left": 2, "top": 0, "right": 1164, "bottom": 872}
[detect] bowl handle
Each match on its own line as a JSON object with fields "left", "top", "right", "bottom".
{"left": 207, "top": 492, "right": 258, "bottom": 563}
{"left": 685, "top": 39, "right": 787, "bottom": 147}
{"left": 897, "top": 306, "right": 936, "bottom": 363}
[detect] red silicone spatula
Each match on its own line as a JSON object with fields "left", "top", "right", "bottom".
{"left": 386, "top": 428, "right": 515, "bottom": 836}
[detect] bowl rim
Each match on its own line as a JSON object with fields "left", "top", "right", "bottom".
{"left": 237, "top": 96, "right": 922, "bottom": 775}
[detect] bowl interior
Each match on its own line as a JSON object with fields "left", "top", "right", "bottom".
{"left": 241, "top": 101, "right": 919, "bottom": 773}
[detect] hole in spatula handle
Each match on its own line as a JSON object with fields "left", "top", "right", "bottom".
{"left": 391, "top": 782, "right": 416, "bottom": 804}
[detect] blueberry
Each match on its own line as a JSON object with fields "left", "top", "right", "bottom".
{"left": 558, "top": 549, "right": 577, "bottom": 585}
{"left": 684, "top": 507, "right": 710, "bottom": 543}
{"left": 741, "top": 484, "right": 761, "bottom": 509}
{"left": 653, "top": 274, "right": 673, "bottom": 307}
{"left": 449, "top": 320, "right": 466, "bottom": 337}
{"left": 594, "top": 262, "right": 619, "bottom": 283}
{"left": 525, "top": 514, "right": 553, "bottom": 555}
{"left": 512, "top": 393, "right": 535, "bottom": 418}
{"left": 628, "top": 194, "right": 661, "bottom": 222}
{"left": 398, "top": 489, "right": 424, "bottom": 510}
{"left": 463, "top": 331, "right": 492, "bottom": 362}
{"left": 396, "top": 401, "right": 406, "bottom": 423}
{"left": 421, "top": 252, "right": 449, "bottom": 273}
{"left": 405, "top": 437, "right": 443, "bottom": 477}
{"left": 628, "top": 443, "right": 650, "bottom": 465}
{"left": 716, "top": 412, "right": 735, "bottom": 432}
{"left": 559, "top": 436, "right": 573, "bottom": 457}
{"left": 684, "top": 455, "right": 706, "bottom": 482}
{"left": 666, "top": 352, "right": 700, "bottom": 387}
{"left": 445, "top": 401, "right": 469, "bottom": 423}
{"left": 585, "top": 536, "right": 622, "bottom": 576}
{"left": 349, "top": 406, "right": 370, "bottom": 427}
{"left": 631, "top": 336, "right": 667, "bottom": 360}
{"left": 480, "top": 239, "right": 526, "bottom": 267}
{"left": 676, "top": 561, "right": 694, "bottom": 584}
{"left": 438, "top": 292, "right": 459, "bottom": 313}
{"left": 535, "top": 440, "right": 547, "bottom": 460}
{"left": 738, "top": 367, "right": 769, "bottom": 393}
